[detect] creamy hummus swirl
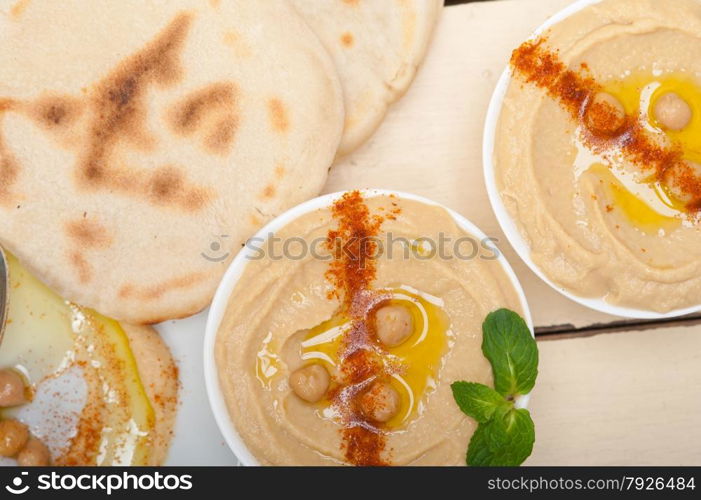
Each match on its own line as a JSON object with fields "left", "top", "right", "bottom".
{"left": 215, "top": 196, "right": 524, "bottom": 465}
{"left": 495, "top": 0, "right": 701, "bottom": 312}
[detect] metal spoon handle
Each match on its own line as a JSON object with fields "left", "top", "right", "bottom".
{"left": 0, "top": 246, "right": 8, "bottom": 346}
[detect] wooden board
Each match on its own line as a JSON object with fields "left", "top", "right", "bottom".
{"left": 528, "top": 325, "right": 701, "bottom": 465}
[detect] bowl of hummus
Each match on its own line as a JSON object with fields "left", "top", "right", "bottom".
{"left": 204, "top": 189, "right": 532, "bottom": 465}
{"left": 485, "top": 0, "right": 701, "bottom": 318}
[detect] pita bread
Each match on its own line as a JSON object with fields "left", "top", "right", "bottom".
{"left": 122, "top": 324, "right": 179, "bottom": 466}
{"left": 0, "top": 0, "right": 344, "bottom": 324}
{"left": 290, "top": 0, "right": 443, "bottom": 156}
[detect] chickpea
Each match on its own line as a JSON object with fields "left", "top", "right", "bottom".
{"left": 280, "top": 329, "right": 309, "bottom": 373}
{"left": 662, "top": 160, "right": 701, "bottom": 205}
{"left": 17, "top": 438, "right": 51, "bottom": 466}
{"left": 289, "top": 364, "right": 329, "bottom": 403}
{"left": 0, "top": 419, "right": 29, "bottom": 457}
{"left": 654, "top": 92, "right": 692, "bottom": 131}
{"left": 585, "top": 92, "right": 626, "bottom": 136}
{"left": 0, "top": 369, "right": 27, "bottom": 407}
{"left": 359, "top": 381, "right": 401, "bottom": 423}
{"left": 374, "top": 304, "right": 413, "bottom": 347}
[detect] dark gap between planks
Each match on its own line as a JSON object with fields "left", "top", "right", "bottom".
{"left": 446, "top": 0, "right": 494, "bottom": 5}
{"left": 536, "top": 315, "right": 701, "bottom": 341}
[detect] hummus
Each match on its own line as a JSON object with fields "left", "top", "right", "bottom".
{"left": 0, "top": 254, "right": 177, "bottom": 466}
{"left": 495, "top": 0, "right": 701, "bottom": 313}
{"left": 214, "top": 194, "right": 525, "bottom": 465}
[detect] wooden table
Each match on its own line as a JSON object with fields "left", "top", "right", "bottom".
{"left": 323, "top": 0, "right": 701, "bottom": 465}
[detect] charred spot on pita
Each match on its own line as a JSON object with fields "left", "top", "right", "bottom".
{"left": 69, "top": 251, "right": 92, "bottom": 284}
{"left": 268, "top": 98, "right": 290, "bottom": 133}
{"left": 65, "top": 219, "right": 113, "bottom": 249}
{"left": 26, "top": 95, "right": 84, "bottom": 131}
{"left": 149, "top": 167, "right": 184, "bottom": 203}
{"left": 169, "top": 82, "right": 239, "bottom": 154}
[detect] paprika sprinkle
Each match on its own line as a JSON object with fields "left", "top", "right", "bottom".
{"left": 510, "top": 37, "right": 698, "bottom": 210}
{"left": 324, "top": 190, "right": 393, "bottom": 466}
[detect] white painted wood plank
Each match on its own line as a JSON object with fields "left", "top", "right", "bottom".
{"left": 527, "top": 326, "right": 701, "bottom": 465}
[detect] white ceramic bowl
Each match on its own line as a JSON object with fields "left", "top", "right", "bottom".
{"left": 204, "top": 189, "right": 534, "bottom": 465}
{"left": 483, "top": 0, "right": 701, "bottom": 320}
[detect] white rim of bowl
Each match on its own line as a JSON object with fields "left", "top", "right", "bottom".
{"left": 204, "top": 189, "right": 534, "bottom": 466}
{"left": 483, "top": 0, "right": 701, "bottom": 320}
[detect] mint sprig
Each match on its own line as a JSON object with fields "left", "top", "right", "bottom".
{"left": 482, "top": 309, "right": 538, "bottom": 397}
{"left": 466, "top": 408, "right": 535, "bottom": 466}
{"left": 450, "top": 382, "right": 509, "bottom": 423}
{"left": 451, "top": 308, "right": 537, "bottom": 466}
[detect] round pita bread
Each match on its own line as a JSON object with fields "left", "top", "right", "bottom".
{"left": 290, "top": 0, "right": 443, "bottom": 156}
{"left": 122, "top": 324, "right": 179, "bottom": 466}
{"left": 0, "top": 0, "right": 344, "bottom": 324}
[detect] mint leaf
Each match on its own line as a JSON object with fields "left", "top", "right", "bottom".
{"left": 467, "top": 408, "right": 535, "bottom": 466}
{"left": 452, "top": 309, "right": 538, "bottom": 467}
{"left": 482, "top": 308, "right": 538, "bottom": 398}
{"left": 451, "top": 382, "right": 510, "bottom": 423}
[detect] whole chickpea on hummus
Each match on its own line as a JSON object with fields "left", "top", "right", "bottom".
{"left": 494, "top": 0, "right": 701, "bottom": 313}
{"left": 215, "top": 192, "right": 526, "bottom": 466}
{"left": 0, "top": 370, "right": 50, "bottom": 466}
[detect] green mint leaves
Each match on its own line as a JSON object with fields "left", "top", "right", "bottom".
{"left": 451, "top": 308, "right": 538, "bottom": 466}
{"left": 466, "top": 407, "right": 535, "bottom": 466}
{"left": 482, "top": 308, "right": 538, "bottom": 397}
{"left": 450, "top": 382, "right": 509, "bottom": 423}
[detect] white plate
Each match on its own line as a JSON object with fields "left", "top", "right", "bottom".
{"left": 482, "top": 0, "right": 701, "bottom": 320}
{"left": 203, "top": 189, "right": 533, "bottom": 466}
{"left": 156, "top": 312, "right": 239, "bottom": 466}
